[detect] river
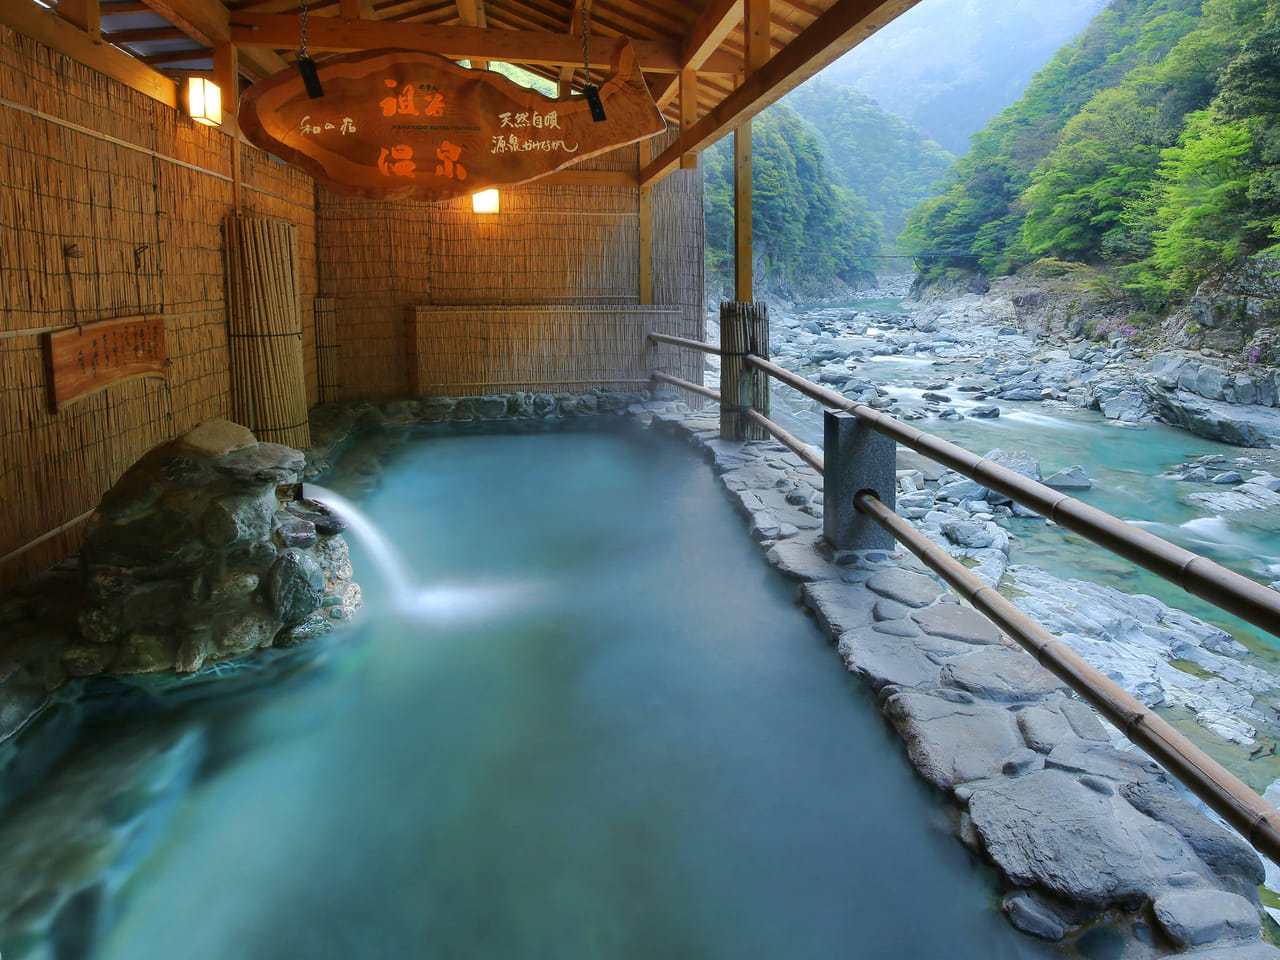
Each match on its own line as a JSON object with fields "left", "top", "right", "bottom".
{"left": 761, "top": 294, "right": 1280, "bottom": 661}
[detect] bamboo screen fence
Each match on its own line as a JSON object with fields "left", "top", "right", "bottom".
{"left": 316, "top": 140, "right": 705, "bottom": 401}
{"left": 0, "top": 27, "right": 316, "bottom": 591}
{"left": 225, "top": 215, "right": 311, "bottom": 449}
{"left": 406, "top": 305, "right": 683, "bottom": 395}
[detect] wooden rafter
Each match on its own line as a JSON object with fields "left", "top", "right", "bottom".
{"left": 556, "top": 0, "right": 583, "bottom": 91}
{"left": 140, "top": 47, "right": 213, "bottom": 62}
{"left": 651, "top": 0, "right": 742, "bottom": 110}
{"left": 104, "top": 26, "right": 190, "bottom": 42}
{"left": 643, "top": 0, "right": 922, "bottom": 186}
{"left": 138, "top": 0, "right": 229, "bottom": 47}
{"left": 3, "top": 0, "right": 177, "bottom": 106}
{"left": 58, "top": 0, "right": 101, "bottom": 37}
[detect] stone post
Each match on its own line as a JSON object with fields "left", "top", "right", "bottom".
{"left": 719, "top": 300, "right": 770, "bottom": 441}
{"left": 823, "top": 410, "right": 896, "bottom": 551}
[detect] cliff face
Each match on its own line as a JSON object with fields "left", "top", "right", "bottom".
{"left": 913, "top": 255, "right": 1280, "bottom": 373}
{"left": 1166, "top": 257, "right": 1280, "bottom": 365}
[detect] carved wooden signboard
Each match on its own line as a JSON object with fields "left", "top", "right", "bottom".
{"left": 239, "top": 40, "right": 666, "bottom": 201}
{"left": 44, "top": 315, "right": 166, "bottom": 412}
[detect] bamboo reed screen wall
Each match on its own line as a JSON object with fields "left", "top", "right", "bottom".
{"left": 0, "top": 27, "right": 317, "bottom": 591}
{"left": 316, "top": 140, "right": 705, "bottom": 400}
{"left": 647, "top": 131, "right": 705, "bottom": 388}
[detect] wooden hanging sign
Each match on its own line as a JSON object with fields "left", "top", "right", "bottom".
{"left": 238, "top": 40, "right": 666, "bottom": 202}
{"left": 44, "top": 315, "right": 166, "bottom": 412}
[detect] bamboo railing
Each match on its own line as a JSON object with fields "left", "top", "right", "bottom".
{"left": 649, "top": 310, "right": 1280, "bottom": 868}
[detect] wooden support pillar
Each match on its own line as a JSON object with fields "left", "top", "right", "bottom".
{"left": 734, "top": 0, "right": 770, "bottom": 304}
{"left": 719, "top": 300, "right": 769, "bottom": 441}
{"left": 639, "top": 185, "right": 653, "bottom": 305}
{"left": 679, "top": 67, "right": 698, "bottom": 170}
{"left": 214, "top": 41, "right": 242, "bottom": 210}
{"left": 733, "top": 123, "right": 752, "bottom": 303}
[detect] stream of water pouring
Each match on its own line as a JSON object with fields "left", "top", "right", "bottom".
{"left": 305, "top": 484, "right": 533, "bottom": 621}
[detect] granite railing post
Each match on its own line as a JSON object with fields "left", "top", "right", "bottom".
{"left": 719, "top": 301, "right": 770, "bottom": 441}
{"left": 823, "top": 409, "right": 896, "bottom": 551}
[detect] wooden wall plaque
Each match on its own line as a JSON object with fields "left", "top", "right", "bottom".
{"left": 238, "top": 40, "right": 666, "bottom": 202}
{"left": 44, "top": 315, "right": 166, "bottom": 412}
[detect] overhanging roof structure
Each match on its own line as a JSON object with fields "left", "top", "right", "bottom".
{"left": 4, "top": 0, "right": 923, "bottom": 186}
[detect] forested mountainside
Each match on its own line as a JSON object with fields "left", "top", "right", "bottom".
{"left": 703, "top": 89, "right": 952, "bottom": 299}
{"left": 902, "top": 0, "right": 1280, "bottom": 308}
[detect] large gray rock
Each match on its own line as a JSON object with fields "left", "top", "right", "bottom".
{"left": 911, "top": 604, "right": 1003, "bottom": 644}
{"left": 1153, "top": 889, "right": 1261, "bottom": 947}
{"left": 941, "top": 646, "right": 1067, "bottom": 703}
{"left": 77, "top": 420, "right": 360, "bottom": 675}
{"left": 969, "top": 769, "right": 1214, "bottom": 908}
{"left": 1121, "top": 781, "right": 1265, "bottom": 899}
{"left": 865, "top": 568, "right": 944, "bottom": 608}
{"left": 838, "top": 627, "right": 944, "bottom": 692}
{"left": 884, "top": 689, "right": 1022, "bottom": 789}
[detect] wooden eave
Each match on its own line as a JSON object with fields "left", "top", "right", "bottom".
{"left": 4, "top": 0, "right": 921, "bottom": 184}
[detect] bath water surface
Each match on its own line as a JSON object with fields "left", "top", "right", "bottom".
{"left": 19, "top": 420, "right": 1055, "bottom": 959}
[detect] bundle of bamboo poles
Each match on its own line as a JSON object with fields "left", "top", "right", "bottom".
{"left": 224, "top": 214, "right": 310, "bottom": 449}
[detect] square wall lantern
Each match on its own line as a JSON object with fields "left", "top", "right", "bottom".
{"left": 186, "top": 77, "right": 222, "bottom": 127}
{"left": 471, "top": 189, "right": 500, "bottom": 214}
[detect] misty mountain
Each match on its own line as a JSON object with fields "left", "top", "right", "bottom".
{"left": 823, "top": 0, "right": 1109, "bottom": 153}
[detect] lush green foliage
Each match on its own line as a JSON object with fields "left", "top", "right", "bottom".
{"left": 782, "top": 82, "right": 953, "bottom": 244}
{"left": 703, "top": 104, "right": 880, "bottom": 297}
{"left": 903, "top": 0, "right": 1280, "bottom": 303}
{"left": 702, "top": 89, "right": 950, "bottom": 297}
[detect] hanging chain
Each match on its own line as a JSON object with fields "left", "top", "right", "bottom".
{"left": 580, "top": 0, "right": 591, "bottom": 83}
{"left": 298, "top": 0, "right": 310, "bottom": 60}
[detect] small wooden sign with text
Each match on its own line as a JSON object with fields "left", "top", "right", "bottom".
{"left": 44, "top": 315, "right": 167, "bottom": 412}
{"left": 238, "top": 40, "right": 665, "bottom": 202}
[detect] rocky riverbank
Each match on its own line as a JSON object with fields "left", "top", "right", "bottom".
{"left": 749, "top": 278, "right": 1280, "bottom": 764}
{"left": 645, "top": 405, "right": 1280, "bottom": 957}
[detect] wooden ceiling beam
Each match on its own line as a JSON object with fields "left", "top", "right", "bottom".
{"left": 236, "top": 44, "right": 290, "bottom": 79}
{"left": 643, "top": 0, "right": 922, "bottom": 185}
{"left": 104, "top": 25, "right": 189, "bottom": 41}
{"left": 58, "top": 0, "right": 101, "bottom": 38}
{"left": 137, "top": 0, "right": 229, "bottom": 47}
{"left": 228, "top": 12, "right": 734, "bottom": 73}
{"left": 651, "top": 0, "right": 742, "bottom": 109}
{"left": 139, "top": 46, "right": 211, "bottom": 62}
{"left": 455, "top": 0, "right": 486, "bottom": 28}
{"left": 455, "top": 0, "right": 485, "bottom": 67}
{"left": 2, "top": 0, "right": 177, "bottom": 106}
{"left": 556, "top": 0, "right": 584, "bottom": 92}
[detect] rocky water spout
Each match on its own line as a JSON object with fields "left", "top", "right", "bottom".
{"left": 304, "top": 484, "right": 534, "bottom": 623}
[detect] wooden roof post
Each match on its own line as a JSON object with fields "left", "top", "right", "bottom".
{"left": 679, "top": 67, "right": 698, "bottom": 169}
{"left": 214, "top": 41, "right": 241, "bottom": 210}
{"left": 733, "top": 122, "right": 752, "bottom": 302}
{"left": 639, "top": 183, "right": 653, "bottom": 305}
{"left": 734, "top": 0, "right": 770, "bottom": 303}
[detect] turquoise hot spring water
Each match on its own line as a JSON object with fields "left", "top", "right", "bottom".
{"left": 0, "top": 419, "right": 1061, "bottom": 959}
